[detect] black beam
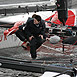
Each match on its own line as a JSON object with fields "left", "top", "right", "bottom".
{"left": 0, "top": 5, "right": 56, "bottom": 15}
{"left": 0, "top": 56, "right": 76, "bottom": 76}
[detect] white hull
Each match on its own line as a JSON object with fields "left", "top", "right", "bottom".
{"left": 0, "top": 28, "right": 22, "bottom": 49}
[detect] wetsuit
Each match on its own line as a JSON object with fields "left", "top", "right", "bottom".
{"left": 24, "top": 18, "right": 46, "bottom": 59}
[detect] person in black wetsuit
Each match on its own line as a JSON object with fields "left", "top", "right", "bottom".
{"left": 24, "top": 15, "right": 47, "bottom": 59}
{"left": 15, "top": 14, "right": 48, "bottom": 59}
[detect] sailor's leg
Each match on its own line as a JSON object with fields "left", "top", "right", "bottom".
{"left": 15, "top": 29, "right": 26, "bottom": 41}
{"left": 36, "top": 36, "right": 44, "bottom": 49}
{"left": 29, "top": 38, "right": 37, "bottom": 59}
{"left": 15, "top": 29, "right": 28, "bottom": 49}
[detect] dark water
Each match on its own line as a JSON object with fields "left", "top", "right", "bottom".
{"left": 0, "top": 68, "right": 42, "bottom": 77}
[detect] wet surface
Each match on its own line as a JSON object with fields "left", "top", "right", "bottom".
{"left": 0, "top": 46, "right": 42, "bottom": 77}
{"left": 37, "top": 41, "right": 77, "bottom": 67}
{"left": 0, "top": 40, "right": 77, "bottom": 77}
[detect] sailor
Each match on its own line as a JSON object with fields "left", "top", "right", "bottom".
{"left": 24, "top": 15, "right": 48, "bottom": 59}
{"left": 15, "top": 14, "right": 48, "bottom": 59}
